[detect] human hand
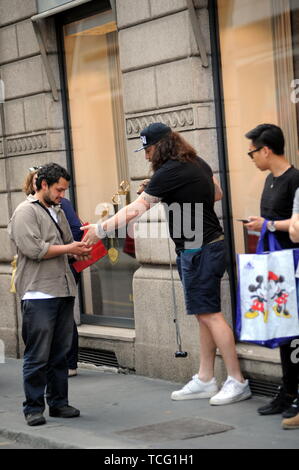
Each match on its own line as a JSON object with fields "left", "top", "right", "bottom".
{"left": 80, "top": 224, "right": 104, "bottom": 246}
{"left": 244, "top": 216, "right": 265, "bottom": 232}
{"left": 68, "top": 241, "right": 92, "bottom": 256}
{"left": 73, "top": 253, "right": 92, "bottom": 261}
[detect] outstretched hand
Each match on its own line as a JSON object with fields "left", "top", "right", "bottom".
{"left": 80, "top": 224, "right": 101, "bottom": 246}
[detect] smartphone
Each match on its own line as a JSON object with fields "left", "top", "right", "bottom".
{"left": 237, "top": 218, "right": 250, "bottom": 223}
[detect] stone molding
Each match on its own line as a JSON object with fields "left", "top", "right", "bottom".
{"left": 3, "top": 130, "right": 64, "bottom": 157}
{"left": 126, "top": 103, "right": 214, "bottom": 138}
{"left": 7, "top": 132, "right": 47, "bottom": 155}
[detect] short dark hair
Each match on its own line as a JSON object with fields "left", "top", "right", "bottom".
{"left": 245, "top": 124, "right": 285, "bottom": 155}
{"left": 35, "top": 163, "right": 71, "bottom": 190}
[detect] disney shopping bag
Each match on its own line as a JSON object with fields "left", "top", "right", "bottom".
{"left": 236, "top": 221, "right": 299, "bottom": 348}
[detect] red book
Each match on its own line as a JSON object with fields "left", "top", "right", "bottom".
{"left": 72, "top": 225, "right": 108, "bottom": 273}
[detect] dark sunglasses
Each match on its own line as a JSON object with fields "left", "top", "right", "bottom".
{"left": 247, "top": 147, "right": 263, "bottom": 159}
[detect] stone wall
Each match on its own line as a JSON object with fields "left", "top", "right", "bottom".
{"left": 0, "top": 0, "right": 67, "bottom": 357}
{"left": 0, "top": 0, "right": 229, "bottom": 383}
{"left": 0, "top": 0, "right": 281, "bottom": 386}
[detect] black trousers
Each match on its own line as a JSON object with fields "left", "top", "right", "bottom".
{"left": 67, "top": 266, "right": 80, "bottom": 370}
{"left": 21, "top": 297, "right": 74, "bottom": 415}
{"left": 280, "top": 339, "right": 299, "bottom": 396}
{"left": 67, "top": 321, "right": 78, "bottom": 370}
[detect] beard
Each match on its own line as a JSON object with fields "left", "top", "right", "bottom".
{"left": 44, "top": 192, "right": 58, "bottom": 206}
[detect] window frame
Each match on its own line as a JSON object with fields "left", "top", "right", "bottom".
{"left": 208, "top": 0, "right": 238, "bottom": 329}
{"left": 55, "top": 0, "right": 135, "bottom": 329}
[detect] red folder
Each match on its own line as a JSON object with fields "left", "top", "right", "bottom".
{"left": 72, "top": 224, "right": 108, "bottom": 273}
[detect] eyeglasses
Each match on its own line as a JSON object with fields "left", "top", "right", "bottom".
{"left": 247, "top": 147, "right": 263, "bottom": 159}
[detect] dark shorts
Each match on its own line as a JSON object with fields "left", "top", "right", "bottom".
{"left": 176, "top": 240, "right": 226, "bottom": 315}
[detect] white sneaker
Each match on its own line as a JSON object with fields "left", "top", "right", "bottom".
{"left": 209, "top": 376, "right": 252, "bottom": 406}
{"left": 171, "top": 375, "right": 218, "bottom": 401}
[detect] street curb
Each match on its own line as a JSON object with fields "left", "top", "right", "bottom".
{"left": 0, "top": 410, "right": 148, "bottom": 449}
{"left": 0, "top": 426, "right": 81, "bottom": 449}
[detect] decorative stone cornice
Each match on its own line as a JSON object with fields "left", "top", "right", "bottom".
{"left": 6, "top": 133, "right": 47, "bottom": 156}
{"left": 3, "top": 131, "right": 64, "bottom": 157}
{"left": 126, "top": 108, "right": 194, "bottom": 137}
{"left": 126, "top": 103, "right": 215, "bottom": 138}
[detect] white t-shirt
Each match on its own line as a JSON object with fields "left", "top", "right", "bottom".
{"left": 22, "top": 206, "right": 59, "bottom": 300}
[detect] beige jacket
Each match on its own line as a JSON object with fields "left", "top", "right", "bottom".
{"left": 7, "top": 196, "right": 77, "bottom": 299}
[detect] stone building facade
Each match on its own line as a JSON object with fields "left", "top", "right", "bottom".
{"left": 1, "top": 0, "right": 297, "bottom": 387}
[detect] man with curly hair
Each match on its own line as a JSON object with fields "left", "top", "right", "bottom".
{"left": 83, "top": 123, "right": 251, "bottom": 406}
{"left": 8, "top": 163, "right": 91, "bottom": 426}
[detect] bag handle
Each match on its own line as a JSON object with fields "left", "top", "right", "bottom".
{"left": 256, "top": 220, "right": 282, "bottom": 253}
{"left": 34, "top": 200, "right": 65, "bottom": 242}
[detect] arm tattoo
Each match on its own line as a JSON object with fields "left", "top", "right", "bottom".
{"left": 140, "top": 191, "right": 161, "bottom": 205}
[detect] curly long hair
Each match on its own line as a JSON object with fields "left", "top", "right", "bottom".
{"left": 151, "top": 131, "right": 198, "bottom": 172}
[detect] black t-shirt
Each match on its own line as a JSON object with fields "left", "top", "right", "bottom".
{"left": 261, "top": 166, "right": 299, "bottom": 249}
{"left": 144, "top": 157, "right": 223, "bottom": 252}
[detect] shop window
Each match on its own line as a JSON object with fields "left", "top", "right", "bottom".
{"left": 217, "top": 0, "right": 299, "bottom": 254}
{"left": 62, "top": 9, "right": 138, "bottom": 327}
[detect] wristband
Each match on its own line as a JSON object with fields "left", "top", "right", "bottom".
{"left": 95, "top": 223, "right": 107, "bottom": 239}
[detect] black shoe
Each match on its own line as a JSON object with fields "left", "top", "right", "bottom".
{"left": 257, "top": 387, "right": 295, "bottom": 415}
{"left": 49, "top": 405, "right": 80, "bottom": 418}
{"left": 282, "top": 397, "right": 299, "bottom": 419}
{"left": 25, "top": 412, "right": 46, "bottom": 426}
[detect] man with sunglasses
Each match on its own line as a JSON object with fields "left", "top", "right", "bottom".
{"left": 244, "top": 123, "right": 299, "bottom": 422}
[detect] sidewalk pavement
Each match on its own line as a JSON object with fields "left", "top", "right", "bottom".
{"left": 0, "top": 358, "right": 298, "bottom": 450}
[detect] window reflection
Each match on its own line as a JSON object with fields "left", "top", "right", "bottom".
{"left": 218, "top": 0, "right": 299, "bottom": 254}
{"left": 63, "top": 12, "right": 138, "bottom": 326}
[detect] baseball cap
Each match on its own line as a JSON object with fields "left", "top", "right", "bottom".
{"left": 134, "top": 122, "right": 171, "bottom": 152}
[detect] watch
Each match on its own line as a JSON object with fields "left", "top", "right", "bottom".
{"left": 267, "top": 220, "right": 276, "bottom": 232}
